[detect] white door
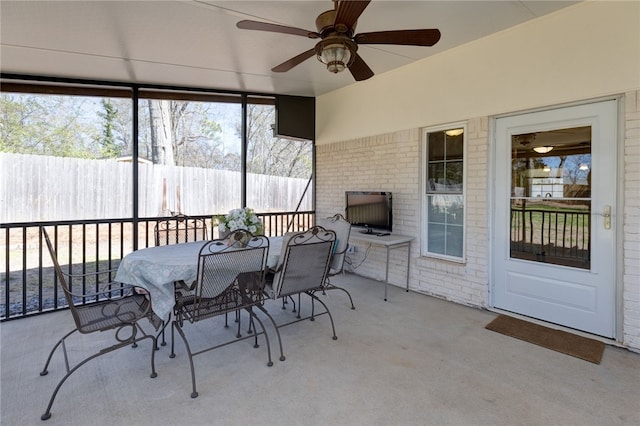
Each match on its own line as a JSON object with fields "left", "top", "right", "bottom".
{"left": 493, "top": 100, "right": 617, "bottom": 338}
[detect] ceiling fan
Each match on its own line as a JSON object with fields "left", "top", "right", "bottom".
{"left": 236, "top": 0, "right": 441, "bottom": 81}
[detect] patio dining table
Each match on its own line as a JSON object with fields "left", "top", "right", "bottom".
{"left": 115, "top": 237, "right": 282, "bottom": 320}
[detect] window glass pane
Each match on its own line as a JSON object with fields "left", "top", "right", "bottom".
{"left": 446, "top": 195, "right": 464, "bottom": 225}
{"left": 427, "top": 162, "right": 445, "bottom": 191}
{"left": 445, "top": 161, "right": 464, "bottom": 190}
{"left": 1, "top": 92, "right": 133, "bottom": 222}
{"left": 446, "top": 133, "right": 464, "bottom": 159}
{"left": 427, "top": 223, "right": 446, "bottom": 253}
{"left": 245, "top": 103, "right": 313, "bottom": 218}
{"left": 427, "top": 196, "right": 446, "bottom": 222}
{"left": 429, "top": 195, "right": 464, "bottom": 225}
{"left": 445, "top": 225, "right": 464, "bottom": 257}
{"left": 428, "top": 131, "right": 445, "bottom": 161}
{"left": 137, "top": 98, "right": 242, "bottom": 218}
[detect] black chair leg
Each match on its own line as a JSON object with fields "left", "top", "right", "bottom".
{"left": 40, "top": 328, "right": 77, "bottom": 377}
{"left": 172, "top": 322, "right": 198, "bottom": 398}
{"left": 257, "top": 305, "right": 286, "bottom": 362}
{"left": 327, "top": 285, "right": 356, "bottom": 310}
{"left": 41, "top": 330, "right": 157, "bottom": 420}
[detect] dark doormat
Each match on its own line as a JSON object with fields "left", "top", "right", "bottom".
{"left": 485, "top": 315, "right": 605, "bottom": 364}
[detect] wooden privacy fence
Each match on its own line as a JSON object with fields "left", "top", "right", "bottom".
{"left": 0, "top": 153, "right": 312, "bottom": 222}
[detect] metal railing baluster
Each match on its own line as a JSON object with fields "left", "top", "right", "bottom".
{"left": 0, "top": 211, "right": 314, "bottom": 321}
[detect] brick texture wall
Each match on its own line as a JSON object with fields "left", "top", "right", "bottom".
{"left": 316, "top": 95, "right": 640, "bottom": 352}
{"left": 316, "top": 119, "right": 489, "bottom": 308}
{"left": 316, "top": 130, "right": 419, "bottom": 286}
{"left": 623, "top": 90, "right": 640, "bottom": 351}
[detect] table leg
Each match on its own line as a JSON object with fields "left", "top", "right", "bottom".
{"left": 384, "top": 246, "right": 390, "bottom": 301}
{"left": 384, "top": 242, "right": 411, "bottom": 301}
{"left": 406, "top": 243, "right": 411, "bottom": 292}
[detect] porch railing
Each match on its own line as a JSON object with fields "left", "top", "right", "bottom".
{"left": 1, "top": 211, "right": 314, "bottom": 321}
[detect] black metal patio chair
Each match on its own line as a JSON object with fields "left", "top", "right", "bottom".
{"left": 155, "top": 213, "right": 208, "bottom": 247}
{"left": 154, "top": 213, "right": 209, "bottom": 345}
{"left": 260, "top": 226, "right": 338, "bottom": 352}
{"left": 317, "top": 213, "right": 356, "bottom": 309}
{"left": 169, "top": 230, "right": 279, "bottom": 398}
{"left": 39, "top": 227, "right": 158, "bottom": 421}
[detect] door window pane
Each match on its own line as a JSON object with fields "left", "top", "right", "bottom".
{"left": 510, "top": 127, "right": 591, "bottom": 269}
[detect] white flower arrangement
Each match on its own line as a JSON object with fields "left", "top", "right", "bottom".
{"left": 215, "top": 208, "right": 263, "bottom": 235}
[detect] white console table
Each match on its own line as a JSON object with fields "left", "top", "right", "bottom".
{"left": 349, "top": 232, "right": 414, "bottom": 301}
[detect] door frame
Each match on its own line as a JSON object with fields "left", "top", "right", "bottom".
{"left": 488, "top": 97, "right": 623, "bottom": 340}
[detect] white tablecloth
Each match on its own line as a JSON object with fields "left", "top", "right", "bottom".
{"left": 115, "top": 238, "right": 282, "bottom": 319}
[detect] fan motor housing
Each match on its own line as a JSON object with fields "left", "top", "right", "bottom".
{"left": 316, "top": 9, "right": 356, "bottom": 37}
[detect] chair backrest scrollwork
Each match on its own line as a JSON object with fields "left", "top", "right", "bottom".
{"left": 155, "top": 214, "right": 208, "bottom": 246}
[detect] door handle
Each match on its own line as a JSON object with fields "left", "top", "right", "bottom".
{"left": 592, "top": 206, "right": 612, "bottom": 229}
{"left": 603, "top": 205, "right": 611, "bottom": 230}
{"left": 593, "top": 205, "right": 612, "bottom": 230}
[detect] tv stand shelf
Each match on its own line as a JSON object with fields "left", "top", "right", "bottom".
{"left": 349, "top": 232, "right": 413, "bottom": 301}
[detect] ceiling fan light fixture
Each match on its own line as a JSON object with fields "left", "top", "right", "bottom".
{"left": 315, "top": 37, "right": 356, "bottom": 74}
{"left": 533, "top": 146, "right": 554, "bottom": 154}
{"left": 319, "top": 43, "right": 351, "bottom": 73}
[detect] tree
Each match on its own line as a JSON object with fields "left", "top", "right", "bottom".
{"left": 97, "top": 99, "right": 121, "bottom": 158}
{"left": 244, "top": 103, "right": 312, "bottom": 178}
{"left": 148, "top": 99, "right": 175, "bottom": 165}
{"left": 145, "top": 99, "right": 240, "bottom": 169}
{"left": 1, "top": 93, "right": 310, "bottom": 176}
{"left": 0, "top": 93, "right": 98, "bottom": 158}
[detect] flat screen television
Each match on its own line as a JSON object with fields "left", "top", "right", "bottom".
{"left": 345, "top": 191, "right": 393, "bottom": 234}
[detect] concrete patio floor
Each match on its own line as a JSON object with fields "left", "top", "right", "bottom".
{"left": 2, "top": 273, "right": 639, "bottom": 426}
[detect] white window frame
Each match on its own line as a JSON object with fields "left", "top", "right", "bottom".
{"left": 421, "top": 123, "right": 467, "bottom": 262}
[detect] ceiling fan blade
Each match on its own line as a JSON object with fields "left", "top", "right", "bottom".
{"left": 355, "top": 29, "right": 441, "bottom": 46}
{"left": 334, "top": 0, "right": 371, "bottom": 32}
{"left": 348, "top": 53, "right": 374, "bottom": 81}
{"left": 237, "top": 20, "right": 320, "bottom": 39}
{"left": 271, "top": 48, "right": 316, "bottom": 73}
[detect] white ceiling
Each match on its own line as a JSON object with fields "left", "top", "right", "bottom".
{"left": 0, "top": 0, "right": 579, "bottom": 97}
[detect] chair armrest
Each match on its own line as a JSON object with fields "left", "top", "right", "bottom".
{"left": 102, "top": 292, "right": 157, "bottom": 326}
{"left": 60, "top": 268, "right": 119, "bottom": 280}
{"left": 62, "top": 280, "right": 140, "bottom": 301}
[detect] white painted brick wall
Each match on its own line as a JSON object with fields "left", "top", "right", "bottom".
{"left": 316, "top": 119, "right": 489, "bottom": 308}
{"left": 623, "top": 90, "right": 640, "bottom": 352}
{"left": 316, "top": 131, "right": 420, "bottom": 288}
{"left": 317, "top": 98, "right": 640, "bottom": 352}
